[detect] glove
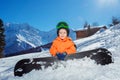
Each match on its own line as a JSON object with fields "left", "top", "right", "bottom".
{"left": 56, "top": 52, "right": 67, "bottom": 60}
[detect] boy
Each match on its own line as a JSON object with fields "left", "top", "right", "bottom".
{"left": 50, "top": 21, "right": 76, "bottom": 60}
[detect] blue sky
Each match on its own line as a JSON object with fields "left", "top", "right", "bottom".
{"left": 0, "top": 0, "right": 120, "bottom": 31}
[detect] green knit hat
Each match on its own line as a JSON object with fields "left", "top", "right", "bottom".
{"left": 56, "top": 21, "right": 70, "bottom": 36}
{"left": 56, "top": 21, "right": 69, "bottom": 29}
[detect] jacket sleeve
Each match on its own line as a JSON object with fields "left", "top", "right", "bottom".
{"left": 49, "top": 42, "right": 57, "bottom": 56}
{"left": 65, "top": 42, "right": 76, "bottom": 55}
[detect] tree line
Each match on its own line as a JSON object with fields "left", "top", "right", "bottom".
{"left": 0, "top": 19, "right": 5, "bottom": 58}
{"left": 82, "top": 16, "right": 120, "bottom": 35}
{"left": 83, "top": 16, "right": 120, "bottom": 29}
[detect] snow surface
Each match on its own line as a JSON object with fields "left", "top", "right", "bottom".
{"left": 16, "top": 34, "right": 36, "bottom": 48}
{"left": 1, "top": 24, "right": 120, "bottom": 80}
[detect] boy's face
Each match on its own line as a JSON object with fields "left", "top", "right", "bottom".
{"left": 59, "top": 29, "right": 67, "bottom": 39}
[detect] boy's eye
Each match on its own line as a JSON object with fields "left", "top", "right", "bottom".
{"left": 60, "top": 32, "right": 66, "bottom": 34}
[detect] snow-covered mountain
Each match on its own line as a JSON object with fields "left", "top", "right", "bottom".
{"left": 4, "top": 23, "right": 76, "bottom": 55}
{"left": 1, "top": 24, "right": 120, "bottom": 80}
{"left": 4, "top": 23, "right": 42, "bottom": 55}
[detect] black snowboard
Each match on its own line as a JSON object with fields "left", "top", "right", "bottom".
{"left": 14, "top": 48, "right": 113, "bottom": 77}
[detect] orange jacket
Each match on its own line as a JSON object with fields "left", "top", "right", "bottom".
{"left": 50, "top": 37, "right": 76, "bottom": 56}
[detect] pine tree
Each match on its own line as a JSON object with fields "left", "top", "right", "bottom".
{"left": 92, "top": 22, "right": 99, "bottom": 26}
{"left": 112, "top": 16, "right": 120, "bottom": 25}
{"left": 83, "top": 21, "right": 88, "bottom": 29}
{"left": 0, "top": 19, "right": 5, "bottom": 58}
{"left": 87, "top": 24, "right": 91, "bottom": 36}
{"left": 83, "top": 21, "right": 91, "bottom": 36}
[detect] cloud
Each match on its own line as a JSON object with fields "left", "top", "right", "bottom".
{"left": 97, "top": 0, "right": 119, "bottom": 8}
{"left": 77, "top": 16, "right": 85, "bottom": 22}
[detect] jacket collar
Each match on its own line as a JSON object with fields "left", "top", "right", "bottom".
{"left": 56, "top": 37, "right": 71, "bottom": 42}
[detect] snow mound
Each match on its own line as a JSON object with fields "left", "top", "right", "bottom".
{"left": 1, "top": 24, "right": 120, "bottom": 80}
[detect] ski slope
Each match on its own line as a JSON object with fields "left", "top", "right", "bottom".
{"left": 1, "top": 24, "right": 120, "bottom": 80}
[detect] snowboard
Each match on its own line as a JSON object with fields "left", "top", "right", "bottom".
{"left": 14, "top": 48, "right": 113, "bottom": 77}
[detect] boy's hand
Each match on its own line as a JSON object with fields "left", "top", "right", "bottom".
{"left": 56, "top": 52, "right": 67, "bottom": 60}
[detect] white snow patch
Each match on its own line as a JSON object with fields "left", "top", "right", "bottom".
{"left": 16, "top": 34, "right": 36, "bottom": 48}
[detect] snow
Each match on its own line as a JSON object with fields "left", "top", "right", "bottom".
{"left": 16, "top": 34, "right": 36, "bottom": 48}
{"left": 1, "top": 24, "right": 120, "bottom": 80}
{"left": 4, "top": 23, "right": 43, "bottom": 54}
